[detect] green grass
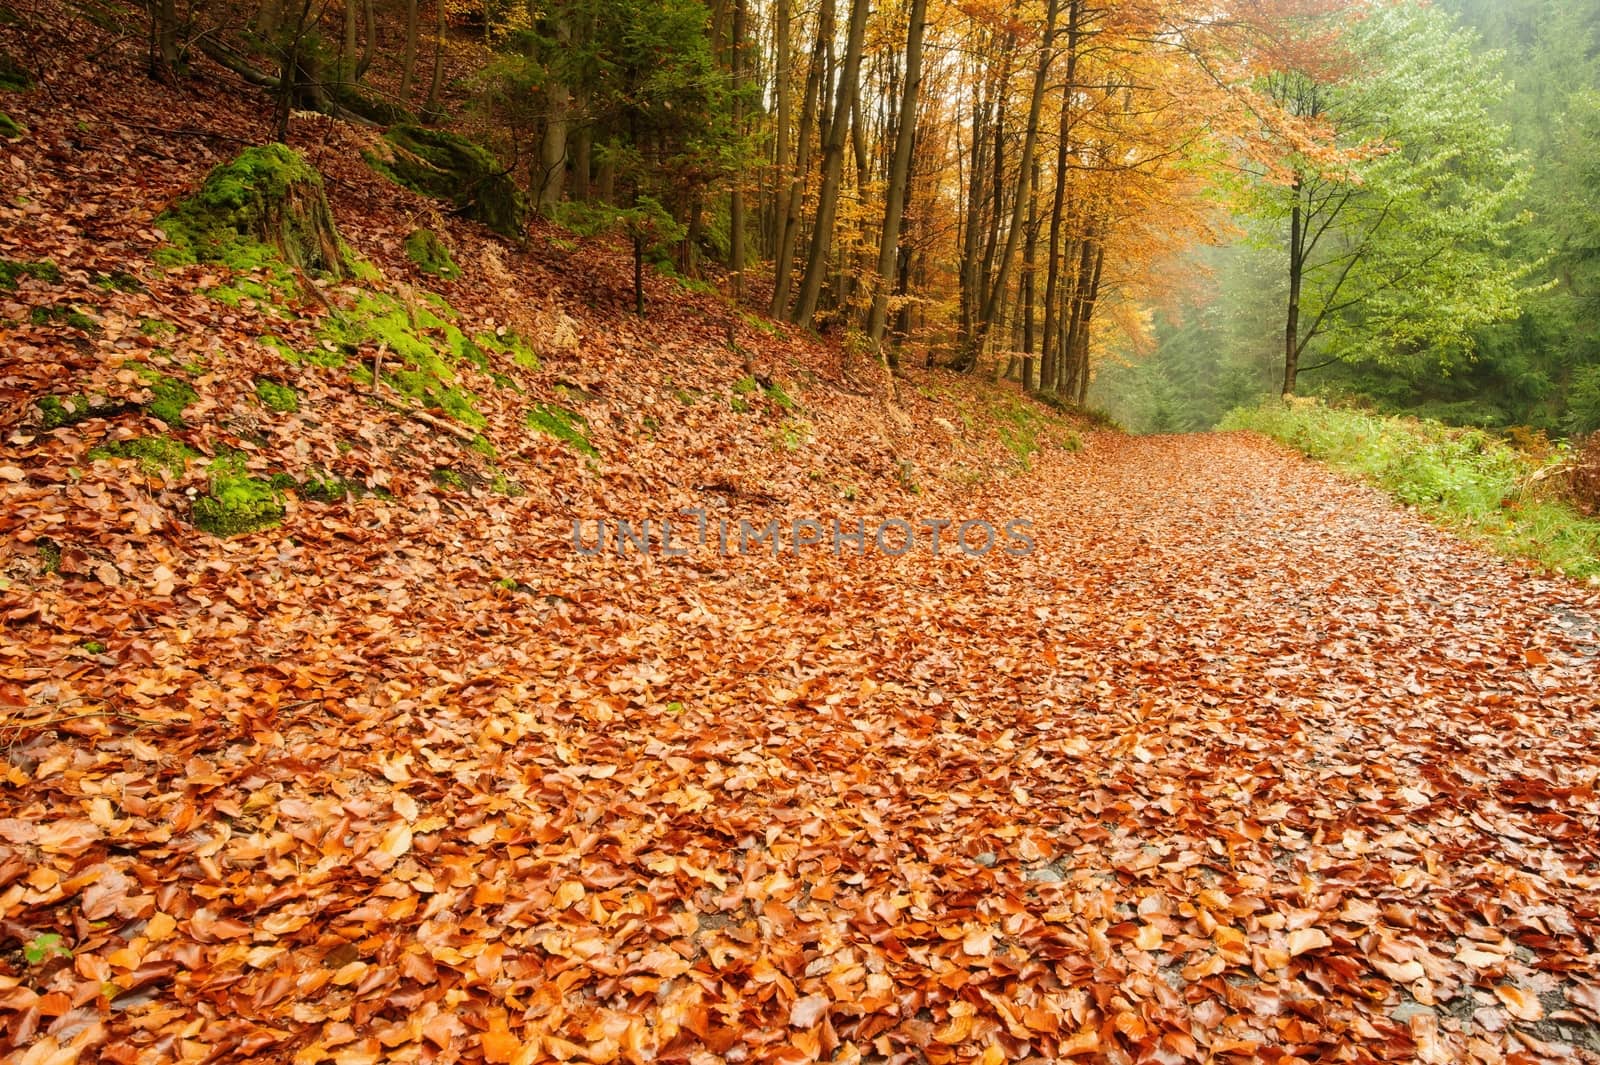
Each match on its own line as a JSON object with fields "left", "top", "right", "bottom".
{"left": 1221, "top": 400, "right": 1600, "bottom": 580}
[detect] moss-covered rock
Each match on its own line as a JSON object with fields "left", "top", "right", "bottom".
{"left": 403, "top": 227, "right": 461, "bottom": 279}
{"left": 366, "top": 126, "right": 526, "bottom": 239}
{"left": 155, "top": 144, "right": 352, "bottom": 278}
{"left": 193, "top": 451, "right": 286, "bottom": 537}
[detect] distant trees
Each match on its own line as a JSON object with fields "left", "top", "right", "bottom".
{"left": 1247, "top": 2, "right": 1536, "bottom": 396}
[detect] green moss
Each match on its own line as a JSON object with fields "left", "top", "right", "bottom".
{"left": 192, "top": 450, "right": 285, "bottom": 537}
{"left": 297, "top": 471, "right": 354, "bottom": 502}
{"left": 431, "top": 466, "right": 468, "bottom": 490}
{"left": 154, "top": 144, "right": 351, "bottom": 279}
{"left": 404, "top": 228, "right": 461, "bottom": 279}
{"left": 729, "top": 396, "right": 750, "bottom": 413}
{"left": 30, "top": 304, "right": 99, "bottom": 333}
{"left": 468, "top": 434, "right": 496, "bottom": 459}
{"left": 206, "top": 278, "right": 274, "bottom": 308}
{"left": 255, "top": 377, "right": 299, "bottom": 412}
{"left": 141, "top": 318, "right": 176, "bottom": 339}
{"left": 87, "top": 436, "right": 199, "bottom": 477}
{"left": 135, "top": 370, "right": 197, "bottom": 427}
{"left": 488, "top": 468, "right": 522, "bottom": 496}
{"left": 674, "top": 388, "right": 698, "bottom": 406}
{"left": 765, "top": 381, "right": 796, "bottom": 410}
{"left": 37, "top": 394, "right": 129, "bottom": 430}
{"left": 527, "top": 403, "right": 596, "bottom": 457}
{"left": 0, "top": 259, "right": 60, "bottom": 289}
{"left": 732, "top": 375, "right": 759, "bottom": 395}
{"left": 321, "top": 291, "right": 486, "bottom": 428}
{"left": 81, "top": 640, "right": 106, "bottom": 654}
{"left": 0, "top": 110, "right": 23, "bottom": 138}
{"left": 36, "top": 537, "right": 60, "bottom": 575}
{"left": 93, "top": 269, "right": 144, "bottom": 292}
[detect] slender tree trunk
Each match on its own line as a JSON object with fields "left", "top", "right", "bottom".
{"left": 961, "top": 0, "right": 1061, "bottom": 371}
{"left": 538, "top": 12, "right": 571, "bottom": 213}
{"left": 569, "top": 117, "right": 592, "bottom": 201}
{"left": 343, "top": 0, "right": 358, "bottom": 85}
{"left": 355, "top": 0, "right": 375, "bottom": 81}
{"left": 1076, "top": 242, "right": 1104, "bottom": 405}
{"left": 399, "top": 0, "right": 419, "bottom": 100}
{"left": 424, "top": 0, "right": 445, "bottom": 120}
{"left": 770, "top": 0, "right": 792, "bottom": 258}
{"left": 728, "top": 0, "right": 748, "bottom": 297}
{"left": 1041, "top": 0, "right": 1081, "bottom": 392}
{"left": 791, "top": 0, "right": 870, "bottom": 327}
{"left": 771, "top": 0, "right": 829, "bottom": 317}
{"left": 1283, "top": 177, "right": 1304, "bottom": 396}
{"left": 1020, "top": 156, "right": 1040, "bottom": 391}
{"left": 148, "top": 0, "right": 179, "bottom": 80}
{"left": 865, "top": 0, "right": 927, "bottom": 347}
{"left": 959, "top": 65, "right": 989, "bottom": 361}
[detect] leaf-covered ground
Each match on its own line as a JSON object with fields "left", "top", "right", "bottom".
{"left": 4, "top": 5, "right": 1600, "bottom": 1064}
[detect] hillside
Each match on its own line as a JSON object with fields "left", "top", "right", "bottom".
{"left": 6, "top": 5, "right": 1600, "bottom": 1065}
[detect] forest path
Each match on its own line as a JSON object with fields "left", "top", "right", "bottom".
{"left": 7, "top": 431, "right": 1600, "bottom": 1063}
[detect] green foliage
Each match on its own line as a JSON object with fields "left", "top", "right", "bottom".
{"left": 0, "top": 259, "right": 60, "bottom": 289}
{"left": 403, "top": 228, "right": 461, "bottom": 279}
{"left": 1222, "top": 401, "right": 1600, "bottom": 578}
{"left": 365, "top": 126, "right": 526, "bottom": 239}
{"left": 193, "top": 450, "right": 286, "bottom": 537}
{"left": 154, "top": 144, "right": 351, "bottom": 278}
{"left": 526, "top": 403, "right": 596, "bottom": 456}
{"left": 254, "top": 377, "right": 300, "bottom": 413}
{"left": 0, "top": 112, "right": 22, "bottom": 139}
{"left": 1568, "top": 366, "right": 1600, "bottom": 435}
{"left": 87, "top": 436, "right": 200, "bottom": 477}
{"left": 1248, "top": 2, "right": 1538, "bottom": 379}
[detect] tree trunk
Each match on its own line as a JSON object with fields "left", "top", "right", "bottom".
{"left": 1020, "top": 156, "right": 1040, "bottom": 391}
{"left": 537, "top": 10, "right": 571, "bottom": 213}
{"left": 1283, "top": 177, "right": 1304, "bottom": 396}
{"left": 770, "top": 0, "right": 828, "bottom": 317}
{"left": 148, "top": 0, "right": 179, "bottom": 80}
{"left": 728, "top": 0, "right": 748, "bottom": 297}
{"left": 399, "top": 0, "right": 419, "bottom": 100}
{"left": 1040, "top": 0, "right": 1081, "bottom": 392}
{"left": 960, "top": 0, "right": 1061, "bottom": 371}
{"left": 865, "top": 0, "right": 926, "bottom": 348}
{"left": 423, "top": 0, "right": 445, "bottom": 121}
{"left": 769, "top": 0, "right": 791, "bottom": 258}
{"left": 791, "top": 0, "right": 870, "bottom": 327}
{"left": 569, "top": 117, "right": 592, "bottom": 201}
{"left": 355, "top": 0, "right": 375, "bottom": 81}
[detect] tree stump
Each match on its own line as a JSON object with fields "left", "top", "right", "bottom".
{"left": 157, "top": 144, "right": 353, "bottom": 278}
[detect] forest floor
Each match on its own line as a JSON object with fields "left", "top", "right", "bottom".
{"left": 4, "top": 2, "right": 1600, "bottom": 1063}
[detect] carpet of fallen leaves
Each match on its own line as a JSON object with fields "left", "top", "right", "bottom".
{"left": 4, "top": 5, "right": 1600, "bottom": 1065}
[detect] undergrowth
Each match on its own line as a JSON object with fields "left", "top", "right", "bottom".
{"left": 1222, "top": 401, "right": 1600, "bottom": 580}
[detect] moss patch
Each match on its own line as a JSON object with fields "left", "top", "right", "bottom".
{"left": 0, "top": 112, "right": 24, "bottom": 139}
{"left": 30, "top": 304, "right": 99, "bottom": 333}
{"left": 154, "top": 144, "right": 352, "bottom": 279}
{"left": 403, "top": 228, "right": 461, "bottom": 279}
{"left": 87, "top": 436, "right": 200, "bottom": 477}
{"left": 93, "top": 269, "right": 144, "bottom": 292}
{"left": 136, "top": 370, "right": 198, "bottom": 427}
{"left": 527, "top": 403, "right": 596, "bottom": 457}
{"left": 324, "top": 291, "right": 487, "bottom": 428}
{"left": 364, "top": 126, "right": 526, "bottom": 239}
{"left": 0, "top": 259, "right": 60, "bottom": 289}
{"left": 37, "top": 394, "right": 128, "bottom": 430}
{"left": 255, "top": 377, "right": 299, "bottom": 412}
{"left": 193, "top": 450, "right": 286, "bottom": 537}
